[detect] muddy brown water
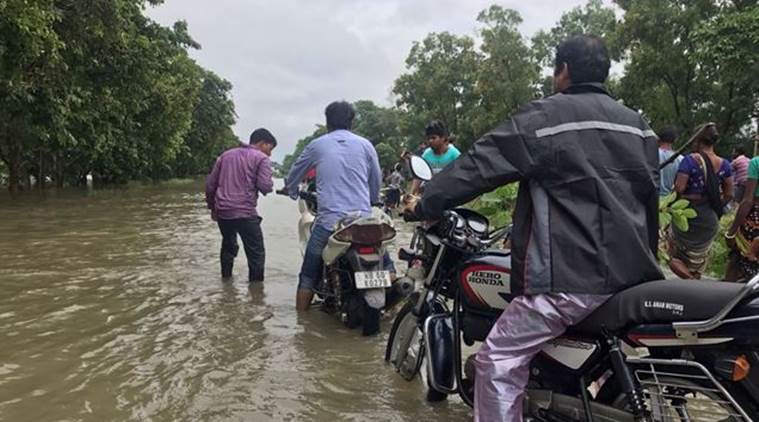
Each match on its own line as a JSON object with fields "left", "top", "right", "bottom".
{"left": 0, "top": 179, "right": 471, "bottom": 421}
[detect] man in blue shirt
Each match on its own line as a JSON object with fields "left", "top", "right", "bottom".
{"left": 283, "top": 101, "right": 392, "bottom": 311}
{"left": 658, "top": 126, "right": 681, "bottom": 196}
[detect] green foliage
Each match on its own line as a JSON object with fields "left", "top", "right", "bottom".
{"left": 532, "top": 0, "right": 620, "bottom": 67}
{"left": 615, "top": 0, "right": 756, "bottom": 149}
{"left": 0, "top": 0, "right": 236, "bottom": 191}
{"left": 470, "top": 6, "right": 541, "bottom": 138}
{"left": 470, "top": 184, "right": 519, "bottom": 227}
{"left": 393, "top": 32, "right": 480, "bottom": 152}
{"left": 658, "top": 193, "right": 697, "bottom": 261}
{"left": 705, "top": 214, "right": 735, "bottom": 279}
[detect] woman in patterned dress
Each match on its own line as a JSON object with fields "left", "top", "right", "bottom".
{"left": 725, "top": 155, "right": 759, "bottom": 281}
{"left": 669, "top": 125, "right": 734, "bottom": 279}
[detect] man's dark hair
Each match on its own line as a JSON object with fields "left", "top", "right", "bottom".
{"left": 425, "top": 120, "right": 448, "bottom": 138}
{"left": 657, "top": 126, "right": 678, "bottom": 144}
{"left": 554, "top": 34, "right": 610, "bottom": 84}
{"left": 325, "top": 101, "right": 355, "bottom": 131}
{"left": 735, "top": 146, "right": 747, "bottom": 156}
{"left": 250, "top": 128, "right": 277, "bottom": 146}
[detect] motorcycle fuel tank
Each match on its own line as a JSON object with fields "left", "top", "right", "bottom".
{"left": 459, "top": 251, "right": 513, "bottom": 312}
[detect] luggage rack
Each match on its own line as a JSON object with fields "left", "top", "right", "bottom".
{"left": 672, "top": 276, "right": 759, "bottom": 340}
{"left": 627, "top": 357, "right": 752, "bottom": 421}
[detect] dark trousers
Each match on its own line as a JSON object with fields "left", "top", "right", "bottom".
{"left": 217, "top": 216, "right": 265, "bottom": 282}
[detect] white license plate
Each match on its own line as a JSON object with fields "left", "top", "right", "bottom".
{"left": 354, "top": 271, "right": 392, "bottom": 289}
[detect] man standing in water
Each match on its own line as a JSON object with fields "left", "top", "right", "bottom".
{"left": 405, "top": 35, "right": 662, "bottom": 421}
{"left": 205, "top": 129, "right": 276, "bottom": 283}
{"left": 282, "top": 101, "right": 393, "bottom": 311}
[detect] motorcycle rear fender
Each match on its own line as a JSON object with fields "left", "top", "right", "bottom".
{"left": 322, "top": 235, "right": 350, "bottom": 266}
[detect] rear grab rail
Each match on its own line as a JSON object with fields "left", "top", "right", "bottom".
{"left": 672, "top": 274, "right": 759, "bottom": 339}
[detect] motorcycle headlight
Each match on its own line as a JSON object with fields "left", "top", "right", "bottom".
{"left": 333, "top": 223, "right": 396, "bottom": 245}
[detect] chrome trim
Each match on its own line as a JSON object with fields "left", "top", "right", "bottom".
{"left": 423, "top": 313, "right": 457, "bottom": 395}
{"left": 626, "top": 357, "right": 752, "bottom": 421}
{"left": 672, "top": 275, "right": 759, "bottom": 339}
{"left": 424, "top": 244, "right": 446, "bottom": 287}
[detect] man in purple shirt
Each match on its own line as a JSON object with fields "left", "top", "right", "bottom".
{"left": 205, "top": 128, "right": 276, "bottom": 283}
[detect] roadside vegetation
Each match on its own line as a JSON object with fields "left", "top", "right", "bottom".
{"left": 1, "top": 0, "right": 237, "bottom": 192}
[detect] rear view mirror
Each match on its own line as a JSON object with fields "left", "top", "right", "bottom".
{"left": 409, "top": 156, "right": 433, "bottom": 181}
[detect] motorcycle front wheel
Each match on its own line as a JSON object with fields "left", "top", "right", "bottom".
{"left": 385, "top": 293, "right": 425, "bottom": 381}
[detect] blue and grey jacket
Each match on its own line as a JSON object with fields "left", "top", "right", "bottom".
{"left": 413, "top": 83, "right": 664, "bottom": 295}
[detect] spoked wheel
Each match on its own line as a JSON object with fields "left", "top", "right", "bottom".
{"left": 385, "top": 294, "right": 425, "bottom": 380}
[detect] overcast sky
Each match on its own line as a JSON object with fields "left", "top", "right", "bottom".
{"left": 147, "top": 1, "right": 602, "bottom": 161}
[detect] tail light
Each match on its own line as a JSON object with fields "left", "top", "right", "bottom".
{"left": 715, "top": 354, "right": 751, "bottom": 382}
{"left": 357, "top": 247, "right": 376, "bottom": 255}
{"left": 333, "top": 223, "right": 396, "bottom": 245}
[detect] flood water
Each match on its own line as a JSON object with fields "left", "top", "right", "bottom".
{"left": 0, "top": 179, "right": 470, "bottom": 421}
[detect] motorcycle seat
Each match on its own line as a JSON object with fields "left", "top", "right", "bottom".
{"left": 571, "top": 279, "right": 746, "bottom": 335}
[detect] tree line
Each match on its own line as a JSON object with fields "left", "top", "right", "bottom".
{"left": 281, "top": 0, "right": 758, "bottom": 176}
{"left": 0, "top": 0, "right": 238, "bottom": 193}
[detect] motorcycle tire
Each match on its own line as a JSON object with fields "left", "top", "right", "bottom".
{"left": 426, "top": 374, "right": 448, "bottom": 402}
{"left": 344, "top": 294, "right": 363, "bottom": 329}
{"left": 385, "top": 293, "right": 420, "bottom": 362}
{"left": 362, "top": 302, "right": 381, "bottom": 336}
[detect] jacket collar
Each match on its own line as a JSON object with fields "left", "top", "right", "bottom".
{"left": 561, "top": 82, "right": 612, "bottom": 97}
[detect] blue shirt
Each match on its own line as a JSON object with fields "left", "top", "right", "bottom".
{"left": 658, "top": 148, "right": 682, "bottom": 196}
{"left": 422, "top": 145, "right": 461, "bottom": 174}
{"left": 285, "top": 130, "right": 381, "bottom": 230}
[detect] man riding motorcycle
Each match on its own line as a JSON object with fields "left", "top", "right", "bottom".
{"left": 404, "top": 35, "right": 663, "bottom": 421}
{"left": 282, "top": 101, "right": 395, "bottom": 311}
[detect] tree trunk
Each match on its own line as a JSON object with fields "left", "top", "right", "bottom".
{"left": 55, "top": 152, "right": 64, "bottom": 189}
{"left": 8, "top": 158, "right": 20, "bottom": 194}
{"left": 37, "top": 150, "right": 45, "bottom": 190}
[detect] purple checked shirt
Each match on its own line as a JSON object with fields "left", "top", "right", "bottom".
{"left": 205, "top": 145, "right": 274, "bottom": 220}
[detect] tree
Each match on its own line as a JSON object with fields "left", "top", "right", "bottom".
{"left": 614, "top": 0, "right": 756, "bottom": 147}
{"left": 393, "top": 32, "right": 480, "bottom": 152}
{"left": 531, "top": 0, "right": 620, "bottom": 68}
{"left": 692, "top": 4, "right": 759, "bottom": 141}
{"left": 0, "top": 0, "right": 62, "bottom": 193}
{"left": 173, "top": 70, "right": 238, "bottom": 177}
{"left": 470, "top": 6, "right": 540, "bottom": 137}
{"left": 0, "top": 0, "right": 238, "bottom": 191}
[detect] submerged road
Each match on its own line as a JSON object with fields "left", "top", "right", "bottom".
{"left": 0, "top": 179, "right": 470, "bottom": 421}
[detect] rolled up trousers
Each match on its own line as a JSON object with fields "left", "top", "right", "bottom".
{"left": 474, "top": 293, "right": 611, "bottom": 422}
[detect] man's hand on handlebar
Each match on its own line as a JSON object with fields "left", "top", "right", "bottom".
{"left": 401, "top": 193, "right": 421, "bottom": 221}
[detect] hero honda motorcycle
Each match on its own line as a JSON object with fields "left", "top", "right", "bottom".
{"left": 281, "top": 185, "right": 407, "bottom": 336}
{"left": 386, "top": 156, "right": 759, "bottom": 421}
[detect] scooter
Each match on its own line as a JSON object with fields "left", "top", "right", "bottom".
{"left": 282, "top": 186, "right": 409, "bottom": 336}
{"left": 386, "top": 156, "right": 759, "bottom": 421}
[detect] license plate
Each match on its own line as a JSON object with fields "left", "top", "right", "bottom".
{"left": 354, "top": 271, "right": 391, "bottom": 289}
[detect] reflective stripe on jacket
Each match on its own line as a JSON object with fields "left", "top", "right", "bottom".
{"left": 415, "top": 83, "right": 664, "bottom": 295}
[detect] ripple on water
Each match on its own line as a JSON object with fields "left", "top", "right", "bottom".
{"left": 0, "top": 180, "right": 472, "bottom": 421}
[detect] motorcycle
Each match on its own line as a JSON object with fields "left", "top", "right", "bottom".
{"left": 281, "top": 186, "right": 409, "bottom": 336}
{"left": 386, "top": 156, "right": 759, "bottom": 421}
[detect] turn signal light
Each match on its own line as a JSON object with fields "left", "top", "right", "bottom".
{"left": 733, "top": 355, "right": 750, "bottom": 382}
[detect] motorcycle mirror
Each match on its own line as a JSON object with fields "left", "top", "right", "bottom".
{"left": 409, "top": 156, "right": 433, "bottom": 181}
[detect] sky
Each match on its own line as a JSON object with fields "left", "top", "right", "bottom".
{"left": 147, "top": 0, "right": 603, "bottom": 161}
